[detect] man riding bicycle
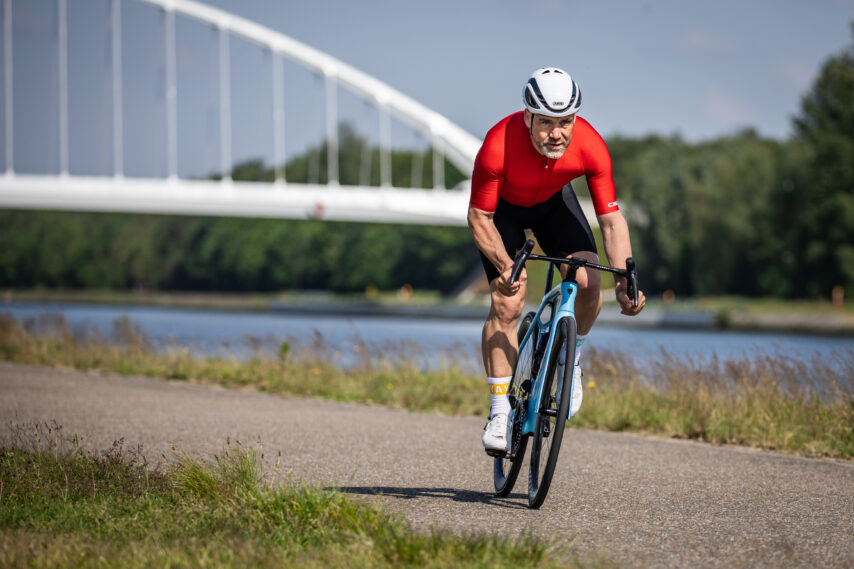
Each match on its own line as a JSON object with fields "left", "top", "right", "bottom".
{"left": 468, "top": 67, "right": 647, "bottom": 454}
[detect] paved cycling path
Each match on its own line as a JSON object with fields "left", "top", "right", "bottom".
{"left": 2, "top": 362, "right": 852, "bottom": 569}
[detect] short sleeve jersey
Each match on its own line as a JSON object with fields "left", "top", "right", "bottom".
{"left": 469, "top": 112, "right": 619, "bottom": 216}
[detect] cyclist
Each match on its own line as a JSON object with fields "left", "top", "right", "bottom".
{"left": 468, "top": 67, "right": 646, "bottom": 454}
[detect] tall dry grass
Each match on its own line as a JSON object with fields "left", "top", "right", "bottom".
{"left": 0, "top": 313, "right": 488, "bottom": 416}
{"left": 579, "top": 346, "right": 853, "bottom": 457}
{"left": 1, "top": 313, "right": 851, "bottom": 458}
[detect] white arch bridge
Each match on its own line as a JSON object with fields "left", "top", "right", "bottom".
{"left": 0, "top": 0, "right": 594, "bottom": 226}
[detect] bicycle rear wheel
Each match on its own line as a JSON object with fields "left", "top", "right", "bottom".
{"left": 493, "top": 311, "right": 535, "bottom": 496}
{"left": 528, "top": 317, "right": 576, "bottom": 509}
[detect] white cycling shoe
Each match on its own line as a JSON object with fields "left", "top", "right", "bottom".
{"left": 570, "top": 365, "right": 583, "bottom": 416}
{"left": 482, "top": 413, "right": 512, "bottom": 454}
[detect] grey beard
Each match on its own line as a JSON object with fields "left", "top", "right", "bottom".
{"left": 542, "top": 146, "right": 567, "bottom": 159}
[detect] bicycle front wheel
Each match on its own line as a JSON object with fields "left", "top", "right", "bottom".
{"left": 493, "top": 311, "right": 534, "bottom": 497}
{"left": 528, "top": 317, "right": 575, "bottom": 509}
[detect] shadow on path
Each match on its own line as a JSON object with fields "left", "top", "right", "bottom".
{"left": 331, "top": 485, "right": 529, "bottom": 510}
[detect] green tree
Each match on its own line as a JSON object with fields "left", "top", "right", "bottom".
{"left": 791, "top": 23, "right": 854, "bottom": 296}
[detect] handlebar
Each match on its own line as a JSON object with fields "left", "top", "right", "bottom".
{"left": 508, "top": 239, "right": 640, "bottom": 308}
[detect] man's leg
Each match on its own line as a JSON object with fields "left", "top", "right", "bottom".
{"left": 481, "top": 279, "right": 527, "bottom": 378}
{"left": 564, "top": 250, "right": 602, "bottom": 336}
{"left": 537, "top": 185, "right": 601, "bottom": 365}
{"left": 474, "top": 200, "right": 526, "bottom": 422}
{"left": 555, "top": 250, "right": 601, "bottom": 417}
{"left": 480, "top": 278, "right": 526, "bottom": 452}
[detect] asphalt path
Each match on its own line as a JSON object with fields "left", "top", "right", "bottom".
{"left": 1, "top": 362, "right": 852, "bottom": 568}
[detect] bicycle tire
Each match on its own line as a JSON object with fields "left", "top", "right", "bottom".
{"left": 528, "top": 316, "right": 576, "bottom": 509}
{"left": 493, "top": 311, "right": 535, "bottom": 496}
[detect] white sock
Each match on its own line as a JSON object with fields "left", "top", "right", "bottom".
{"left": 575, "top": 334, "right": 587, "bottom": 367}
{"left": 487, "top": 376, "right": 512, "bottom": 418}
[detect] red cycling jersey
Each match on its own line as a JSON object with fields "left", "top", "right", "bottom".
{"left": 469, "top": 111, "right": 619, "bottom": 216}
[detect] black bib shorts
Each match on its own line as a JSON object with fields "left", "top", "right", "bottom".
{"left": 479, "top": 183, "right": 597, "bottom": 283}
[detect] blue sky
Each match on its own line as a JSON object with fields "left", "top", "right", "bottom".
{"left": 210, "top": 0, "right": 852, "bottom": 141}
{"left": 5, "top": 0, "right": 854, "bottom": 178}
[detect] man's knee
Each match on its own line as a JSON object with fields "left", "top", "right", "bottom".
{"left": 571, "top": 252, "right": 601, "bottom": 295}
{"left": 490, "top": 291, "right": 526, "bottom": 325}
{"left": 578, "top": 267, "right": 601, "bottom": 294}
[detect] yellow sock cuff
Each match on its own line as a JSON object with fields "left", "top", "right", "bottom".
{"left": 487, "top": 376, "right": 511, "bottom": 396}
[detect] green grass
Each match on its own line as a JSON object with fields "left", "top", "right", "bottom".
{"left": 0, "top": 313, "right": 851, "bottom": 459}
{"left": 0, "top": 425, "right": 599, "bottom": 568}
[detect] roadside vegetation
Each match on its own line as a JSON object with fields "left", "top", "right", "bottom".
{"left": 1, "top": 423, "right": 594, "bottom": 569}
{"left": 1, "top": 314, "right": 851, "bottom": 459}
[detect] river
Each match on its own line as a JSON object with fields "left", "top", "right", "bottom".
{"left": 2, "top": 301, "right": 852, "bottom": 372}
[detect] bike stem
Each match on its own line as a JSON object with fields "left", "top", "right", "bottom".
{"left": 544, "top": 259, "right": 578, "bottom": 294}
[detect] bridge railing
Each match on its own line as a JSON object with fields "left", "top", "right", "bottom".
{"left": 0, "top": 0, "right": 598, "bottom": 225}
{"left": 1, "top": 0, "right": 480, "bottom": 187}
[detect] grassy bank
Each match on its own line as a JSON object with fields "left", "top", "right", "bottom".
{"left": 1, "top": 314, "right": 851, "bottom": 459}
{"left": 0, "top": 425, "right": 589, "bottom": 568}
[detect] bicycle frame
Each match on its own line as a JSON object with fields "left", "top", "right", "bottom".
{"left": 509, "top": 239, "right": 637, "bottom": 437}
{"left": 518, "top": 278, "right": 578, "bottom": 435}
{"left": 494, "top": 238, "right": 639, "bottom": 506}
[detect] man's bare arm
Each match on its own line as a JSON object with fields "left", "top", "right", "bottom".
{"left": 597, "top": 210, "right": 645, "bottom": 315}
{"left": 467, "top": 206, "right": 524, "bottom": 296}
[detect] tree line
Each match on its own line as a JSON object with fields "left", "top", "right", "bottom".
{"left": 610, "top": 26, "right": 853, "bottom": 298}
{"left": 1, "top": 27, "right": 851, "bottom": 298}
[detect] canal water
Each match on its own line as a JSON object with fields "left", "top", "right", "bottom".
{"left": 2, "top": 302, "right": 852, "bottom": 372}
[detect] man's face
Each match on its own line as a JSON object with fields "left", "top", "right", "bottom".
{"left": 524, "top": 110, "right": 576, "bottom": 159}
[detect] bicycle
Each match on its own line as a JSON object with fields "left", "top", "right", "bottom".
{"left": 492, "top": 239, "right": 639, "bottom": 508}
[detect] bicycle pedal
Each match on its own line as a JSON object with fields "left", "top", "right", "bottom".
{"left": 485, "top": 448, "right": 511, "bottom": 458}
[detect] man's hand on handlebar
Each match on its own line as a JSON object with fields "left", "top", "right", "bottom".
{"left": 496, "top": 265, "right": 526, "bottom": 297}
{"left": 615, "top": 277, "right": 646, "bottom": 316}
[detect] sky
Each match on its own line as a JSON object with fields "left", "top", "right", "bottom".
{"left": 5, "top": 0, "right": 854, "bottom": 178}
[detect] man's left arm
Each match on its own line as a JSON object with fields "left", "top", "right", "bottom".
{"left": 597, "top": 210, "right": 646, "bottom": 316}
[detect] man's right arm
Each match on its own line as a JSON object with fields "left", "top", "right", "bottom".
{"left": 467, "top": 206, "right": 524, "bottom": 296}
{"left": 468, "top": 117, "right": 525, "bottom": 295}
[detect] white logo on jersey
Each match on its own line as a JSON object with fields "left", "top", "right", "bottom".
{"left": 608, "top": 201, "right": 619, "bottom": 209}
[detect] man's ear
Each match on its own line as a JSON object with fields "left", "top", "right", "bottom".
{"left": 523, "top": 109, "right": 532, "bottom": 128}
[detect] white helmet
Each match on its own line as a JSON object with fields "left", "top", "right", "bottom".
{"left": 522, "top": 67, "right": 582, "bottom": 117}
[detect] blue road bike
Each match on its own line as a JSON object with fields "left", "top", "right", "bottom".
{"left": 493, "top": 239, "right": 639, "bottom": 509}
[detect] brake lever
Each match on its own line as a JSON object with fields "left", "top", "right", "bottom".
{"left": 509, "top": 240, "right": 535, "bottom": 285}
{"left": 625, "top": 257, "right": 639, "bottom": 308}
